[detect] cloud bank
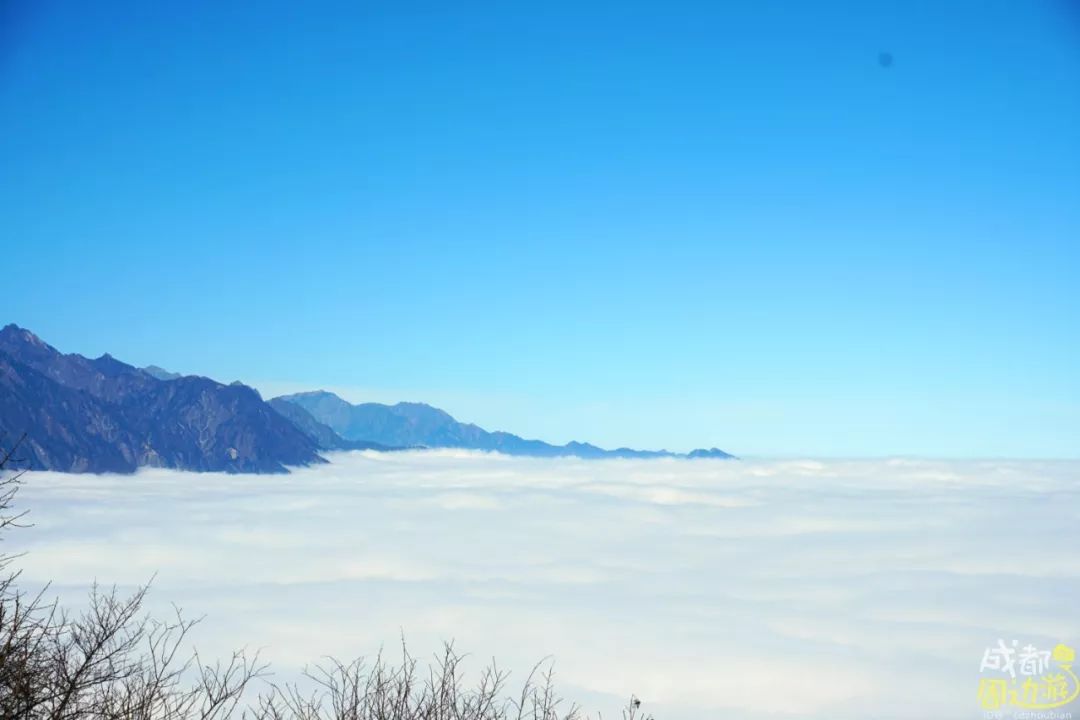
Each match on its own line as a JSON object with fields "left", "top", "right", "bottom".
{"left": 11, "top": 453, "right": 1080, "bottom": 719}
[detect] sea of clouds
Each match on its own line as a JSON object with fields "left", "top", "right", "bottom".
{"left": 10, "top": 452, "right": 1080, "bottom": 719}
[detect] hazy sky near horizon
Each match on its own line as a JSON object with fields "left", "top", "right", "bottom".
{"left": 2, "top": 1, "right": 1078, "bottom": 456}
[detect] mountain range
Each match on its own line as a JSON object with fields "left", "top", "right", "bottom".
{"left": 278, "top": 391, "right": 733, "bottom": 460}
{"left": 0, "top": 324, "right": 732, "bottom": 473}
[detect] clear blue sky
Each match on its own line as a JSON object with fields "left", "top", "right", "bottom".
{"left": 2, "top": 0, "right": 1078, "bottom": 457}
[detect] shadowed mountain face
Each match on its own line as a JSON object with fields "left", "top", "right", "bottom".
{"left": 0, "top": 325, "right": 324, "bottom": 473}
{"left": 276, "top": 391, "right": 734, "bottom": 460}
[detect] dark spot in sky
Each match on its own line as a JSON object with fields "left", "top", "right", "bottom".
{"left": 878, "top": 52, "right": 894, "bottom": 68}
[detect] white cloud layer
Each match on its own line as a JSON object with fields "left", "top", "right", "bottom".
{"left": 10, "top": 453, "right": 1080, "bottom": 719}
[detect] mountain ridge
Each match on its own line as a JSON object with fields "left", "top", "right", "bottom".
{"left": 0, "top": 325, "right": 325, "bottom": 473}
{"left": 0, "top": 324, "right": 734, "bottom": 472}
{"left": 276, "top": 390, "right": 734, "bottom": 460}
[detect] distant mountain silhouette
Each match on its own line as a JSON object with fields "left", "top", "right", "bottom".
{"left": 0, "top": 325, "right": 325, "bottom": 473}
{"left": 687, "top": 447, "right": 735, "bottom": 459}
{"left": 266, "top": 398, "right": 397, "bottom": 453}
{"left": 276, "top": 391, "right": 734, "bottom": 460}
{"left": 142, "top": 364, "right": 182, "bottom": 381}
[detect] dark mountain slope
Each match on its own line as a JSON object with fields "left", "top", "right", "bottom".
{"left": 0, "top": 325, "right": 324, "bottom": 473}
{"left": 0, "top": 350, "right": 139, "bottom": 473}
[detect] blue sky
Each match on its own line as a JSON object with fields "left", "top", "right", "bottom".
{"left": 2, "top": 0, "right": 1078, "bottom": 457}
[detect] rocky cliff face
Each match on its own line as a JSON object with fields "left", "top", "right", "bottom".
{"left": 0, "top": 325, "right": 324, "bottom": 473}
